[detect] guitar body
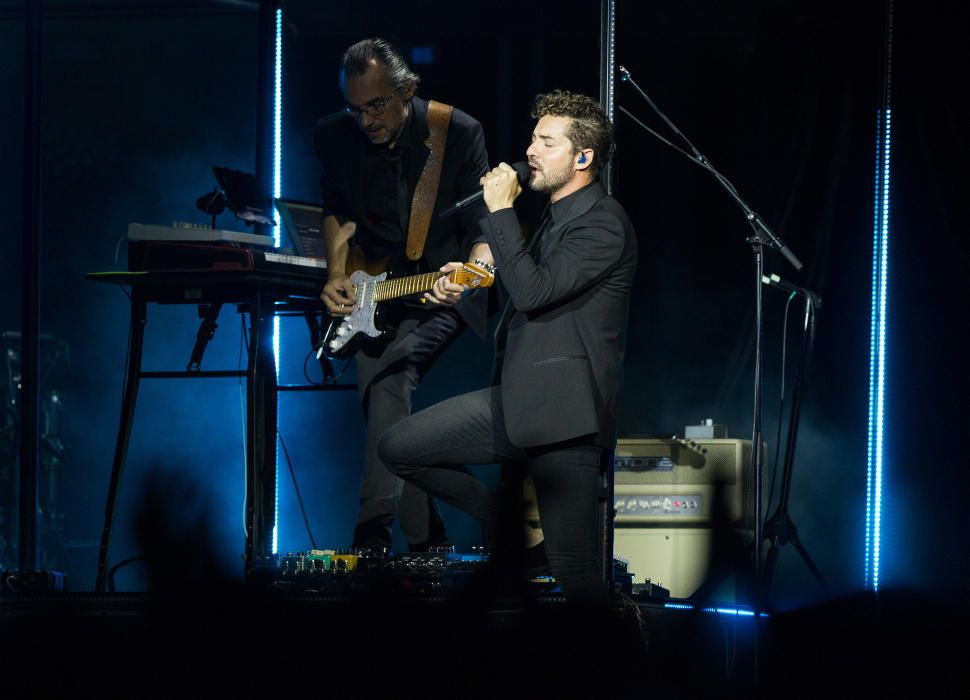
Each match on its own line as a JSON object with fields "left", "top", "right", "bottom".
{"left": 322, "top": 250, "right": 495, "bottom": 360}
{"left": 323, "top": 268, "right": 392, "bottom": 359}
{"left": 346, "top": 245, "right": 393, "bottom": 278}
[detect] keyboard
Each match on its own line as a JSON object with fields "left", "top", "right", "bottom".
{"left": 262, "top": 251, "right": 327, "bottom": 271}
{"left": 129, "top": 240, "right": 327, "bottom": 280}
{"left": 128, "top": 222, "right": 275, "bottom": 247}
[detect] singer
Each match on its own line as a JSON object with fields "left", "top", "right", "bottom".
{"left": 314, "top": 38, "right": 493, "bottom": 554}
{"left": 378, "top": 90, "right": 638, "bottom": 604}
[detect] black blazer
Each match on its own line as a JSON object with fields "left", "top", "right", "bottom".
{"left": 481, "top": 182, "right": 638, "bottom": 448}
{"left": 313, "top": 97, "right": 491, "bottom": 334}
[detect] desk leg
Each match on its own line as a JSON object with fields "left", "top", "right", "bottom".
{"left": 245, "top": 296, "right": 278, "bottom": 578}
{"left": 95, "top": 295, "right": 147, "bottom": 592}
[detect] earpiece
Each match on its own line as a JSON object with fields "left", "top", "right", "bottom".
{"left": 578, "top": 153, "right": 587, "bottom": 164}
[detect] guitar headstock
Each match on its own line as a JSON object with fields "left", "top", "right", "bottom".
{"left": 473, "top": 258, "right": 496, "bottom": 274}
{"left": 450, "top": 260, "right": 496, "bottom": 289}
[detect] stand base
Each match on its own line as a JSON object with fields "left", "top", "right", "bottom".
{"left": 1, "top": 569, "right": 69, "bottom": 594}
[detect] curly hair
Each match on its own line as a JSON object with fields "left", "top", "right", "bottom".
{"left": 531, "top": 90, "right": 615, "bottom": 177}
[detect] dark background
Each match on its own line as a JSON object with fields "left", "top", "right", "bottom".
{"left": 1, "top": 0, "right": 966, "bottom": 609}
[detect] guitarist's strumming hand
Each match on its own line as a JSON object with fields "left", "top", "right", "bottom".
{"left": 423, "top": 262, "right": 466, "bottom": 307}
{"left": 321, "top": 274, "right": 357, "bottom": 316}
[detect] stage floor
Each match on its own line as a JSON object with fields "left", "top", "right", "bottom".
{"left": 3, "top": 587, "right": 961, "bottom": 698}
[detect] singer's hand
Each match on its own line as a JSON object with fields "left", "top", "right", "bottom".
{"left": 480, "top": 163, "right": 522, "bottom": 213}
{"left": 423, "top": 262, "right": 466, "bottom": 306}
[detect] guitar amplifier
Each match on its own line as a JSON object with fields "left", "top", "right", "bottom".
{"left": 520, "top": 439, "right": 752, "bottom": 599}
{"left": 613, "top": 438, "right": 751, "bottom": 524}
{"left": 612, "top": 438, "right": 752, "bottom": 599}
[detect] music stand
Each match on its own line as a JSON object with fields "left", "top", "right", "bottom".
{"left": 212, "top": 166, "right": 276, "bottom": 227}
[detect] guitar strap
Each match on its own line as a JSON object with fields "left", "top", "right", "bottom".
{"left": 405, "top": 100, "right": 453, "bottom": 261}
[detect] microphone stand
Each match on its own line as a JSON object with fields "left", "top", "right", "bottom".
{"left": 617, "top": 65, "right": 805, "bottom": 609}
{"left": 761, "top": 281, "right": 826, "bottom": 595}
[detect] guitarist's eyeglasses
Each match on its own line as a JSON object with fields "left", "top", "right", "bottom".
{"left": 343, "top": 94, "right": 395, "bottom": 118}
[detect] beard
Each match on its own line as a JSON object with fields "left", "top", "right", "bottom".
{"left": 528, "top": 160, "right": 574, "bottom": 194}
{"left": 361, "top": 122, "right": 392, "bottom": 144}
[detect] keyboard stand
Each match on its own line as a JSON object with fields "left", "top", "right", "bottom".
{"left": 86, "top": 269, "right": 354, "bottom": 592}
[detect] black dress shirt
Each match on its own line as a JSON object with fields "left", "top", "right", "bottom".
{"left": 361, "top": 111, "right": 414, "bottom": 249}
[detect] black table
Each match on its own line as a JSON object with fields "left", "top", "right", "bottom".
{"left": 86, "top": 268, "right": 353, "bottom": 591}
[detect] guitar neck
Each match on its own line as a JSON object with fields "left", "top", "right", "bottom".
{"left": 372, "top": 271, "right": 444, "bottom": 303}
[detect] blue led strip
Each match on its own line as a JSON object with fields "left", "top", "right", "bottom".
{"left": 272, "top": 6, "right": 283, "bottom": 555}
{"left": 866, "top": 0, "right": 894, "bottom": 591}
{"left": 864, "top": 111, "right": 882, "bottom": 590}
{"left": 865, "top": 107, "right": 891, "bottom": 592}
{"left": 662, "top": 602, "right": 764, "bottom": 618}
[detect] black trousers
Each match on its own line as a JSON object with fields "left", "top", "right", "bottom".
{"left": 352, "top": 307, "right": 462, "bottom": 550}
{"left": 378, "top": 386, "right": 608, "bottom": 604}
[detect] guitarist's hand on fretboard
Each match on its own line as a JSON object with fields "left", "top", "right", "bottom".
{"left": 423, "top": 262, "right": 467, "bottom": 307}
{"left": 321, "top": 273, "right": 357, "bottom": 315}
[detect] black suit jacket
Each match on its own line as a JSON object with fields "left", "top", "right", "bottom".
{"left": 313, "top": 97, "right": 490, "bottom": 335}
{"left": 480, "top": 182, "right": 638, "bottom": 448}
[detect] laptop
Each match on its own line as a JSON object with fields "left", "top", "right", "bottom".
{"left": 275, "top": 198, "right": 327, "bottom": 259}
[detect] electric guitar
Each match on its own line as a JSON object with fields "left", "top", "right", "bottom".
{"left": 322, "top": 258, "right": 496, "bottom": 359}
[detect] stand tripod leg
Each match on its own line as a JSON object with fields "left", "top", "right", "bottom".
{"left": 760, "top": 296, "right": 824, "bottom": 599}
{"left": 95, "top": 295, "right": 146, "bottom": 593}
{"left": 244, "top": 295, "right": 278, "bottom": 579}
{"left": 789, "top": 529, "right": 826, "bottom": 587}
{"left": 762, "top": 533, "right": 781, "bottom": 597}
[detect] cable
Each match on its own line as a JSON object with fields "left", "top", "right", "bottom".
{"left": 303, "top": 341, "right": 351, "bottom": 386}
{"left": 113, "top": 233, "right": 126, "bottom": 266}
{"left": 119, "top": 299, "right": 133, "bottom": 407}
{"left": 239, "top": 315, "right": 248, "bottom": 538}
{"left": 765, "top": 292, "right": 797, "bottom": 516}
{"left": 241, "top": 313, "right": 251, "bottom": 356}
{"left": 278, "top": 431, "right": 317, "bottom": 549}
{"left": 618, "top": 105, "right": 702, "bottom": 166}
{"left": 302, "top": 344, "right": 325, "bottom": 386}
{"left": 107, "top": 555, "right": 146, "bottom": 592}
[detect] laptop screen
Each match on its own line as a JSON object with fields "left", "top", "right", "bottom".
{"left": 275, "top": 199, "right": 327, "bottom": 259}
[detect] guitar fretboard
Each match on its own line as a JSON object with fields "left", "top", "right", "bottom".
{"left": 372, "top": 272, "right": 444, "bottom": 302}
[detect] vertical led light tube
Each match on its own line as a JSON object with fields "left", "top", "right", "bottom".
{"left": 866, "top": 0, "right": 893, "bottom": 592}
{"left": 865, "top": 108, "right": 891, "bottom": 592}
{"left": 272, "top": 6, "right": 282, "bottom": 555}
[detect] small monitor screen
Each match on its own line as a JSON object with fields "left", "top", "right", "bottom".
{"left": 276, "top": 199, "right": 327, "bottom": 259}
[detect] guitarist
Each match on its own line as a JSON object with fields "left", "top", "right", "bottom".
{"left": 314, "top": 38, "right": 493, "bottom": 553}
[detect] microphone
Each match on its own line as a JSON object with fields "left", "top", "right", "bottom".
{"left": 439, "top": 161, "right": 532, "bottom": 218}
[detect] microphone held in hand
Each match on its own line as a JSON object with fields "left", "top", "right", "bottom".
{"left": 439, "top": 161, "right": 531, "bottom": 218}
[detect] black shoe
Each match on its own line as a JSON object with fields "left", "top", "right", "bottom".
{"left": 408, "top": 540, "right": 453, "bottom": 553}
{"left": 351, "top": 516, "right": 393, "bottom": 554}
